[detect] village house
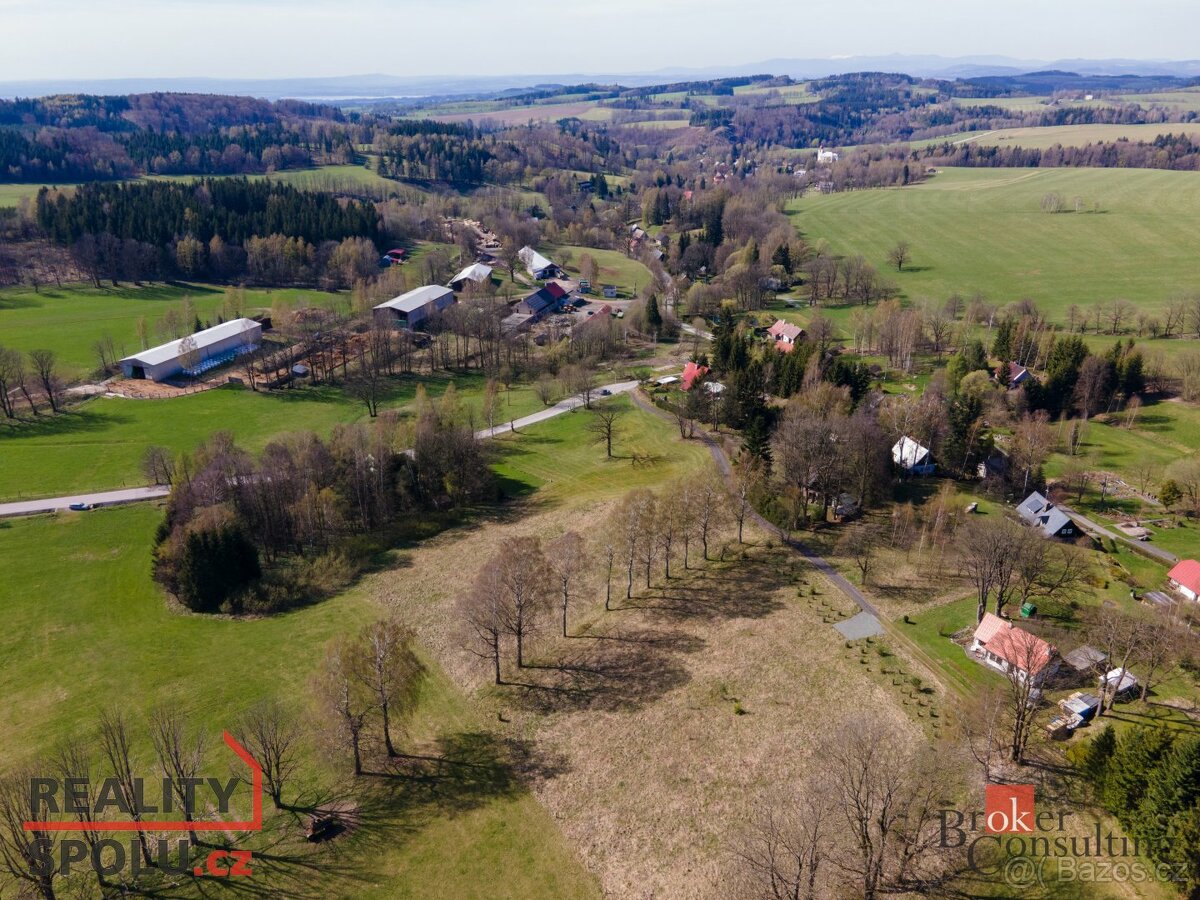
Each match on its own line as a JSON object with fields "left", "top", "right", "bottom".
{"left": 892, "top": 436, "right": 935, "bottom": 475}
{"left": 519, "top": 246, "right": 561, "bottom": 280}
{"left": 1005, "top": 362, "right": 1031, "bottom": 388}
{"left": 817, "top": 148, "right": 840, "bottom": 164}
{"left": 681, "top": 361, "right": 709, "bottom": 391}
{"left": 1167, "top": 559, "right": 1200, "bottom": 602}
{"left": 767, "top": 319, "right": 805, "bottom": 353}
{"left": 1017, "top": 491, "right": 1078, "bottom": 540}
{"left": 373, "top": 285, "right": 456, "bottom": 330}
{"left": 514, "top": 282, "right": 567, "bottom": 321}
{"left": 971, "top": 613, "right": 1059, "bottom": 684}
{"left": 447, "top": 262, "right": 493, "bottom": 291}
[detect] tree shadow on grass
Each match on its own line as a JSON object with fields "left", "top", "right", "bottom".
{"left": 0, "top": 406, "right": 133, "bottom": 440}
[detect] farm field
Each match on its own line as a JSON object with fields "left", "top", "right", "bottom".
{"left": 0, "top": 375, "right": 543, "bottom": 501}
{"left": 551, "top": 245, "right": 656, "bottom": 298}
{"left": 788, "top": 167, "right": 1200, "bottom": 322}
{"left": 0, "top": 502, "right": 599, "bottom": 899}
{"left": 936, "top": 122, "right": 1200, "bottom": 149}
{"left": 0, "top": 397, "right": 717, "bottom": 896}
{"left": 0, "top": 282, "right": 341, "bottom": 377}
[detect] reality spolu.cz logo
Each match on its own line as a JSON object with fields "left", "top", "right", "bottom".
{"left": 23, "top": 731, "right": 262, "bottom": 880}
{"left": 938, "top": 784, "right": 1186, "bottom": 888}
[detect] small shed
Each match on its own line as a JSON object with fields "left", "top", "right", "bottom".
{"left": 1061, "top": 692, "right": 1101, "bottom": 721}
{"left": 1100, "top": 668, "right": 1140, "bottom": 698}
{"left": 1063, "top": 645, "right": 1108, "bottom": 673}
{"left": 602, "top": 285, "right": 618, "bottom": 299}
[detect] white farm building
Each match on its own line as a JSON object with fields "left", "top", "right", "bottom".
{"left": 119, "top": 318, "right": 262, "bottom": 382}
{"left": 373, "top": 285, "right": 456, "bottom": 329}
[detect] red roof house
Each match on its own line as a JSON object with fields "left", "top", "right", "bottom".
{"left": 543, "top": 281, "right": 568, "bottom": 301}
{"left": 767, "top": 319, "right": 805, "bottom": 352}
{"left": 681, "top": 361, "right": 709, "bottom": 391}
{"left": 970, "top": 613, "right": 1057, "bottom": 682}
{"left": 1168, "top": 559, "right": 1200, "bottom": 602}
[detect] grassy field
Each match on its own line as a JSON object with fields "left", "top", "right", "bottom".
{"left": 788, "top": 167, "right": 1200, "bottom": 322}
{"left": 551, "top": 245, "right": 655, "bottom": 298}
{"left": 0, "top": 503, "right": 599, "bottom": 898}
{"left": 936, "top": 122, "right": 1200, "bottom": 149}
{"left": 0, "top": 376, "right": 543, "bottom": 501}
{"left": 0, "top": 282, "right": 341, "bottom": 377}
{"left": 0, "top": 396, "right": 717, "bottom": 896}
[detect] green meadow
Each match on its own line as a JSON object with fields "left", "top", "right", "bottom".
{"left": 788, "top": 167, "right": 1200, "bottom": 323}
{"left": 0, "top": 282, "right": 339, "bottom": 377}
{"left": 0, "top": 397, "right": 710, "bottom": 896}
{"left": 0, "top": 377, "right": 543, "bottom": 501}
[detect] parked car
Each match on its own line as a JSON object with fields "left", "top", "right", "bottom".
{"left": 68, "top": 503, "right": 93, "bottom": 511}
{"left": 599, "top": 389, "right": 612, "bottom": 396}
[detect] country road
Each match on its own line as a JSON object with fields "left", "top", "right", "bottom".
{"left": 0, "top": 486, "right": 171, "bottom": 518}
{"left": 0, "top": 380, "right": 640, "bottom": 519}
{"left": 1060, "top": 503, "right": 1179, "bottom": 565}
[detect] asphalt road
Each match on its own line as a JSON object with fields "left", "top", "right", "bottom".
{"left": 0, "top": 381, "right": 641, "bottom": 518}
{"left": 0, "top": 486, "right": 171, "bottom": 518}
{"left": 474, "top": 380, "right": 638, "bottom": 439}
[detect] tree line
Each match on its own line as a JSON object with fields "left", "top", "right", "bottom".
{"left": 151, "top": 391, "right": 491, "bottom": 614}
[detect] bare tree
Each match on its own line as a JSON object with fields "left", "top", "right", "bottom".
{"left": 733, "top": 784, "right": 832, "bottom": 900}
{"left": 314, "top": 637, "right": 373, "bottom": 776}
{"left": 461, "top": 561, "right": 507, "bottom": 684}
{"left": 959, "top": 517, "right": 1024, "bottom": 623}
{"left": 956, "top": 685, "right": 1007, "bottom": 784}
{"left": 496, "top": 538, "right": 551, "bottom": 667}
{"left": 836, "top": 524, "right": 882, "bottom": 586}
{"left": 177, "top": 334, "right": 201, "bottom": 374}
{"left": 0, "top": 768, "right": 57, "bottom": 899}
{"left": 141, "top": 445, "right": 177, "bottom": 486}
{"left": 549, "top": 531, "right": 589, "bottom": 637}
{"left": 1088, "top": 610, "right": 1150, "bottom": 714}
{"left": 0, "top": 346, "right": 21, "bottom": 418}
{"left": 52, "top": 739, "right": 105, "bottom": 891}
{"left": 98, "top": 708, "right": 154, "bottom": 867}
{"left": 588, "top": 407, "right": 621, "bottom": 458}
{"left": 28, "top": 349, "right": 61, "bottom": 413}
{"left": 693, "top": 475, "right": 728, "bottom": 561}
{"left": 352, "top": 618, "right": 422, "bottom": 758}
{"left": 997, "top": 627, "right": 1055, "bottom": 762}
{"left": 886, "top": 241, "right": 911, "bottom": 272}
{"left": 533, "top": 373, "right": 558, "bottom": 407}
{"left": 732, "top": 455, "right": 764, "bottom": 544}
{"left": 823, "top": 716, "right": 962, "bottom": 898}
{"left": 149, "top": 707, "right": 206, "bottom": 846}
{"left": 232, "top": 700, "right": 301, "bottom": 809}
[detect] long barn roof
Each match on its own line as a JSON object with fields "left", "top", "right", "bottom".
{"left": 119, "top": 318, "right": 260, "bottom": 367}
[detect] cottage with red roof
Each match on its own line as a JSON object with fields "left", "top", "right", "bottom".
{"left": 681, "top": 361, "right": 709, "bottom": 391}
{"left": 767, "top": 319, "right": 805, "bottom": 353}
{"left": 1168, "top": 559, "right": 1200, "bottom": 602}
{"left": 970, "top": 613, "right": 1058, "bottom": 684}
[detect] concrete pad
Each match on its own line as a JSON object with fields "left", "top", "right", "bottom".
{"left": 835, "top": 611, "right": 885, "bottom": 640}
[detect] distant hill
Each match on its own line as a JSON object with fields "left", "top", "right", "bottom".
{"left": 4, "top": 56, "right": 1200, "bottom": 102}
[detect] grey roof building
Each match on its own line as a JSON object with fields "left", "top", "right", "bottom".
{"left": 1017, "top": 491, "right": 1079, "bottom": 539}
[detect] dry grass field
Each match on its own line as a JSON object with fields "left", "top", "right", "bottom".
{"left": 358, "top": 492, "right": 917, "bottom": 897}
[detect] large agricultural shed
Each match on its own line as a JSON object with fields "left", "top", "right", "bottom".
{"left": 373, "top": 285, "right": 456, "bottom": 329}
{"left": 119, "top": 318, "right": 262, "bottom": 382}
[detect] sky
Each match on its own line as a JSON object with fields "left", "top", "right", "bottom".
{"left": 0, "top": 0, "right": 1197, "bottom": 81}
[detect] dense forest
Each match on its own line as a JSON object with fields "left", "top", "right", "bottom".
{"left": 0, "top": 93, "right": 352, "bottom": 181}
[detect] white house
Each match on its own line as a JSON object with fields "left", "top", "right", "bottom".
{"left": 519, "top": 246, "right": 560, "bottom": 280}
{"left": 448, "top": 262, "right": 493, "bottom": 290}
{"left": 971, "top": 613, "right": 1058, "bottom": 684}
{"left": 373, "top": 285, "right": 456, "bottom": 329}
{"left": 1167, "top": 559, "right": 1200, "bottom": 602}
{"left": 817, "top": 148, "right": 840, "bottom": 164}
{"left": 119, "top": 318, "right": 262, "bottom": 382}
{"left": 892, "top": 436, "right": 935, "bottom": 475}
